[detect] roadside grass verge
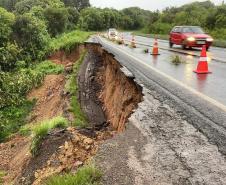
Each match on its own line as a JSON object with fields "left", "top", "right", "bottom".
{"left": 65, "top": 51, "right": 88, "bottom": 128}
{"left": 45, "top": 164, "right": 102, "bottom": 185}
{"left": 133, "top": 31, "right": 226, "bottom": 48}
{"left": 49, "top": 30, "right": 91, "bottom": 53}
{"left": 30, "top": 116, "right": 68, "bottom": 156}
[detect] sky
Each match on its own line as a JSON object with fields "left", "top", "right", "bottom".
{"left": 89, "top": 0, "right": 223, "bottom": 11}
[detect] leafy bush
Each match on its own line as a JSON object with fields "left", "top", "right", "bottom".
{"left": 31, "top": 116, "right": 68, "bottom": 156}
{"left": 45, "top": 164, "right": 102, "bottom": 185}
{"left": 12, "top": 14, "right": 50, "bottom": 62}
{"left": 0, "top": 69, "right": 44, "bottom": 108}
{"left": 0, "top": 60, "right": 63, "bottom": 108}
{"left": 0, "top": 43, "right": 21, "bottom": 71}
{"left": 0, "top": 101, "right": 34, "bottom": 142}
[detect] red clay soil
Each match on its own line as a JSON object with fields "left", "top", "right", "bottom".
{"left": 0, "top": 135, "right": 31, "bottom": 184}
{"left": 27, "top": 74, "right": 69, "bottom": 123}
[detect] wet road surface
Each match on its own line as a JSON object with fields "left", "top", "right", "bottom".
{"left": 89, "top": 35, "right": 226, "bottom": 155}
{"left": 100, "top": 35, "right": 226, "bottom": 107}
{"left": 123, "top": 33, "right": 226, "bottom": 62}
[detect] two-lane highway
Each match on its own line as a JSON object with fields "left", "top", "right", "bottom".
{"left": 90, "top": 35, "right": 226, "bottom": 155}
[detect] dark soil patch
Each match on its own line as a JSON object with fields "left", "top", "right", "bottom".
{"left": 78, "top": 49, "right": 107, "bottom": 128}
{"left": 16, "top": 129, "right": 71, "bottom": 185}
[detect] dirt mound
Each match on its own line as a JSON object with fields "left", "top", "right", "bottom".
{"left": 17, "top": 128, "right": 113, "bottom": 185}
{"left": 27, "top": 74, "right": 71, "bottom": 123}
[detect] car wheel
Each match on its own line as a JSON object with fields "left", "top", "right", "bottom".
{"left": 182, "top": 44, "right": 187, "bottom": 50}
{"left": 169, "top": 40, "right": 173, "bottom": 48}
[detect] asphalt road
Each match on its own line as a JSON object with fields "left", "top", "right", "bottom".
{"left": 88, "top": 35, "right": 226, "bottom": 155}
{"left": 89, "top": 36, "right": 226, "bottom": 185}
{"left": 123, "top": 33, "right": 226, "bottom": 62}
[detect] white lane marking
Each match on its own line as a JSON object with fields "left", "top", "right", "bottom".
{"left": 98, "top": 36, "right": 226, "bottom": 113}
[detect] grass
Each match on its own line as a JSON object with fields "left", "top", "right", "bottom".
{"left": 65, "top": 51, "right": 88, "bottom": 128}
{"left": 0, "top": 170, "right": 6, "bottom": 184}
{"left": 30, "top": 116, "right": 68, "bottom": 156}
{"left": 0, "top": 100, "right": 35, "bottom": 142}
{"left": 34, "top": 60, "right": 64, "bottom": 75}
{"left": 171, "top": 55, "right": 186, "bottom": 65}
{"left": 45, "top": 164, "right": 102, "bottom": 185}
{"left": 49, "top": 30, "right": 91, "bottom": 53}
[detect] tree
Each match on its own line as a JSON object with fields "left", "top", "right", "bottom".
{"left": 0, "top": 0, "right": 20, "bottom": 11}
{"left": 78, "top": 8, "right": 104, "bottom": 31}
{"left": 15, "top": 0, "right": 64, "bottom": 14}
{"left": 67, "top": 7, "right": 79, "bottom": 30}
{"left": 44, "top": 7, "right": 69, "bottom": 36}
{"left": 12, "top": 14, "right": 50, "bottom": 62}
{"left": 0, "top": 7, "right": 15, "bottom": 45}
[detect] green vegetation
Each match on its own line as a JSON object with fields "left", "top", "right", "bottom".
{"left": 65, "top": 51, "right": 88, "bottom": 127}
{"left": 31, "top": 116, "right": 68, "bottom": 156}
{"left": 49, "top": 31, "right": 90, "bottom": 52}
{"left": 171, "top": 55, "right": 186, "bottom": 65}
{"left": 0, "top": 60, "right": 63, "bottom": 141}
{"left": 0, "top": 101, "right": 34, "bottom": 142}
{"left": 45, "top": 164, "right": 102, "bottom": 185}
{"left": 0, "top": 170, "right": 6, "bottom": 184}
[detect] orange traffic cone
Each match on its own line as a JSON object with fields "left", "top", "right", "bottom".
{"left": 151, "top": 38, "right": 160, "bottom": 55}
{"left": 193, "top": 45, "right": 211, "bottom": 74}
{"left": 131, "top": 35, "right": 136, "bottom": 48}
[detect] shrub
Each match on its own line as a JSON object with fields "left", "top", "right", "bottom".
{"left": 12, "top": 14, "right": 50, "bottom": 62}
{"left": 31, "top": 117, "right": 68, "bottom": 156}
{"left": 0, "top": 43, "right": 21, "bottom": 71}
{"left": 45, "top": 164, "right": 102, "bottom": 185}
{"left": 0, "top": 100, "right": 34, "bottom": 142}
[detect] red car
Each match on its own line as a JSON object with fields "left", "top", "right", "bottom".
{"left": 169, "top": 26, "right": 213, "bottom": 50}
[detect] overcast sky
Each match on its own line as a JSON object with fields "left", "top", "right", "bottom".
{"left": 89, "top": 0, "right": 223, "bottom": 11}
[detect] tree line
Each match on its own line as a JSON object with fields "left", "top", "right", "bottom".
{"left": 1, "top": 0, "right": 226, "bottom": 72}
